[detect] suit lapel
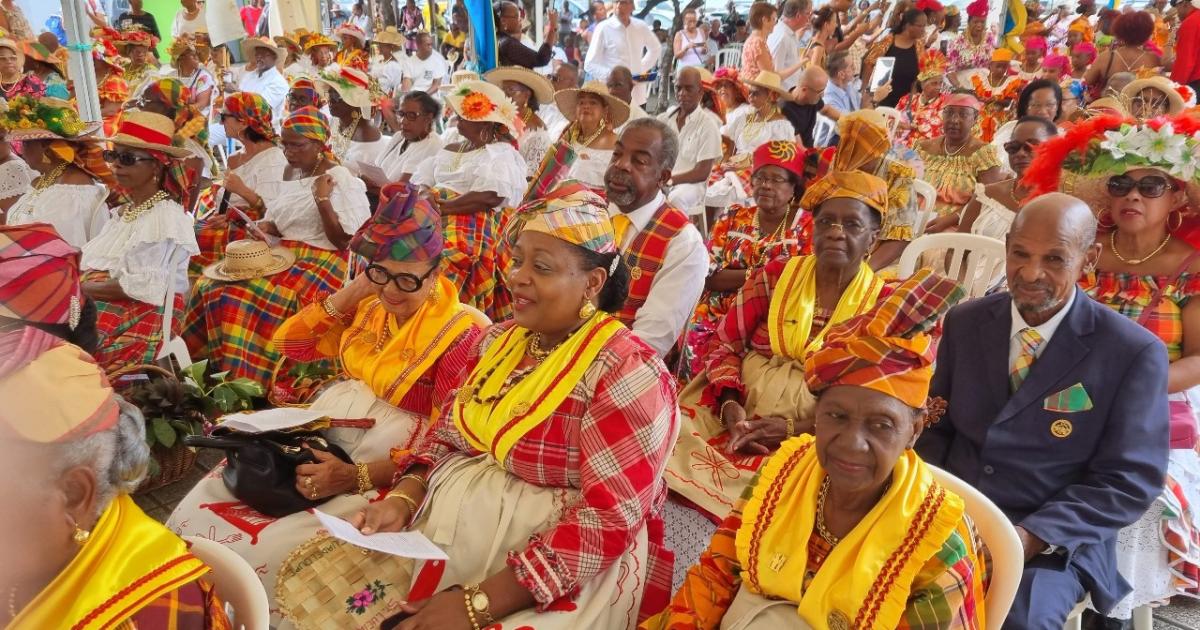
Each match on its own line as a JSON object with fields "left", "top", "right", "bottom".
{"left": 982, "top": 297, "right": 1013, "bottom": 410}
{"left": 996, "top": 289, "right": 1095, "bottom": 423}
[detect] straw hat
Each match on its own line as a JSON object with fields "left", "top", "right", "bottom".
{"left": 303, "top": 33, "right": 338, "bottom": 53}
{"left": 485, "top": 66, "right": 555, "bottom": 105}
{"left": 373, "top": 26, "right": 406, "bottom": 48}
{"left": 444, "top": 80, "right": 520, "bottom": 129}
{"left": 744, "top": 70, "right": 789, "bottom": 98}
{"left": 439, "top": 69, "right": 480, "bottom": 95}
{"left": 1121, "top": 76, "right": 1188, "bottom": 116}
{"left": 241, "top": 36, "right": 285, "bottom": 70}
{"left": 22, "top": 42, "right": 66, "bottom": 77}
{"left": 317, "top": 67, "right": 373, "bottom": 110}
{"left": 0, "top": 96, "right": 102, "bottom": 142}
{"left": 555, "top": 81, "right": 631, "bottom": 128}
{"left": 335, "top": 23, "right": 368, "bottom": 46}
{"left": 106, "top": 110, "right": 191, "bottom": 158}
{"left": 0, "top": 38, "right": 24, "bottom": 68}
{"left": 202, "top": 239, "right": 296, "bottom": 282}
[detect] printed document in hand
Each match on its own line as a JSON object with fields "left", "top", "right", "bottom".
{"left": 313, "top": 509, "right": 449, "bottom": 560}
{"left": 218, "top": 408, "right": 328, "bottom": 433}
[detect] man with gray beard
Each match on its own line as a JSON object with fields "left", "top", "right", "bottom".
{"left": 603, "top": 118, "right": 707, "bottom": 358}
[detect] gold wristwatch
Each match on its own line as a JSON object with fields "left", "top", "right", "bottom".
{"left": 464, "top": 583, "right": 493, "bottom": 625}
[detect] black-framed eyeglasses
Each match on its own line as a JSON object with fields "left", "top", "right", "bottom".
{"left": 393, "top": 110, "right": 430, "bottom": 121}
{"left": 364, "top": 263, "right": 438, "bottom": 292}
{"left": 1003, "top": 139, "right": 1042, "bottom": 155}
{"left": 102, "top": 150, "right": 157, "bottom": 166}
{"left": 1106, "top": 174, "right": 1174, "bottom": 199}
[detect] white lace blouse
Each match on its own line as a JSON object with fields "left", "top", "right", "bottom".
{"left": 725, "top": 115, "right": 795, "bottom": 156}
{"left": 6, "top": 183, "right": 110, "bottom": 249}
{"left": 566, "top": 146, "right": 613, "bottom": 190}
{"left": 0, "top": 159, "right": 35, "bottom": 202}
{"left": 228, "top": 146, "right": 288, "bottom": 206}
{"left": 518, "top": 127, "right": 553, "bottom": 179}
{"left": 342, "top": 137, "right": 390, "bottom": 176}
{"left": 376, "top": 134, "right": 444, "bottom": 181}
{"left": 264, "top": 165, "right": 371, "bottom": 250}
{"left": 411, "top": 143, "right": 528, "bottom": 209}
{"left": 80, "top": 197, "right": 199, "bottom": 305}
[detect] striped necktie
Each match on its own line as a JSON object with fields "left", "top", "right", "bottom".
{"left": 611, "top": 213, "right": 633, "bottom": 249}
{"left": 1010, "top": 327, "right": 1044, "bottom": 393}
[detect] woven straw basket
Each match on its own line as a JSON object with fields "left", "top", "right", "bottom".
{"left": 276, "top": 534, "right": 410, "bottom": 630}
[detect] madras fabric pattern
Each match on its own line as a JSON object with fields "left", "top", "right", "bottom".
{"left": 832, "top": 111, "right": 891, "bottom": 172}
{"left": 509, "top": 180, "right": 615, "bottom": 254}
{"left": 116, "top": 578, "right": 232, "bottom": 630}
{"left": 282, "top": 106, "right": 337, "bottom": 163}
{"left": 434, "top": 187, "right": 511, "bottom": 321}
{"left": 99, "top": 75, "right": 130, "bottom": 136}
{"left": 0, "top": 224, "right": 82, "bottom": 326}
{"left": 1162, "top": 475, "right": 1200, "bottom": 597}
{"left": 182, "top": 241, "right": 347, "bottom": 386}
{"left": 398, "top": 322, "right": 679, "bottom": 621}
{"left": 1080, "top": 270, "right": 1200, "bottom": 361}
{"left": 143, "top": 78, "right": 209, "bottom": 144}
{"left": 189, "top": 192, "right": 257, "bottom": 277}
{"left": 350, "top": 183, "right": 442, "bottom": 262}
{"left": 223, "top": 91, "right": 278, "bottom": 142}
{"left": 683, "top": 205, "right": 811, "bottom": 378}
{"left": 87, "top": 272, "right": 185, "bottom": 372}
{"left": 524, "top": 139, "right": 580, "bottom": 204}
{"left": 799, "top": 169, "right": 889, "bottom": 216}
{"left": 46, "top": 139, "right": 117, "bottom": 189}
{"left": 615, "top": 203, "right": 690, "bottom": 328}
{"left": 336, "top": 48, "right": 370, "bottom": 72}
{"left": 1009, "top": 327, "right": 1043, "bottom": 393}
{"left": 643, "top": 471, "right": 983, "bottom": 630}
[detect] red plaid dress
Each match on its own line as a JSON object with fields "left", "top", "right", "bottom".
{"left": 87, "top": 270, "right": 186, "bottom": 372}
{"left": 399, "top": 322, "right": 679, "bottom": 622}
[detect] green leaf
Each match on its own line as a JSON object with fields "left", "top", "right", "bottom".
{"left": 212, "top": 386, "right": 239, "bottom": 412}
{"left": 151, "top": 417, "right": 176, "bottom": 448}
{"left": 147, "top": 457, "right": 161, "bottom": 479}
{"left": 211, "top": 370, "right": 230, "bottom": 382}
{"left": 183, "top": 360, "right": 208, "bottom": 387}
{"left": 227, "top": 379, "right": 265, "bottom": 398}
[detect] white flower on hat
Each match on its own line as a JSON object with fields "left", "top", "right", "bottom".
{"left": 1138, "top": 123, "right": 1188, "bottom": 166}
{"left": 1171, "top": 132, "right": 1200, "bottom": 182}
{"left": 1100, "top": 126, "right": 1139, "bottom": 160}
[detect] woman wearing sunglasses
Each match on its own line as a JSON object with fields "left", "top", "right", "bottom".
{"left": 959, "top": 116, "right": 1059, "bottom": 240}
{"left": 1025, "top": 112, "right": 1200, "bottom": 618}
{"left": 170, "top": 185, "right": 486, "bottom": 627}
{"left": 129, "top": 78, "right": 215, "bottom": 208}
{"left": 182, "top": 106, "right": 371, "bottom": 389}
{"left": 79, "top": 110, "right": 200, "bottom": 372}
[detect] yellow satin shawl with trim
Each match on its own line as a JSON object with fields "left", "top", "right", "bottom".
{"left": 734, "top": 435, "right": 967, "bottom": 630}
{"left": 10, "top": 494, "right": 208, "bottom": 630}
{"left": 767, "top": 256, "right": 885, "bottom": 360}
{"left": 453, "top": 313, "right": 623, "bottom": 463}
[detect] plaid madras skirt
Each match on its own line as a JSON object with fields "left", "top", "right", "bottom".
{"left": 435, "top": 188, "right": 512, "bottom": 321}
{"left": 85, "top": 271, "right": 185, "bottom": 374}
{"left": 188, "top": 188, "right": 263, "bottom": 278}
{"left": 182, "top": 240, "right": 348, "bottom": 386}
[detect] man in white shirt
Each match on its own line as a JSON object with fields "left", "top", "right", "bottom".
{"left": 604, "top": 117, "right": 707, "bottom": 358}
{"left": 539, "top": 62, "right": 579, "bottom": 138}
{"left": 584, "top": 0, "right": 662, "bottom": 106}
{"left": 401, "top": 32, "right": 449, "bottom": 94}
{"left": 768, "top": 0, "right": 812, "bottom": 90}
{"left": 237, "top": 38, "right": 288, "bottom": 125}
{"left": 657, "top": 67, "right": 722, "bottom": 222}
{"left": 349, "top": 2, "right": 374, "bottom": 38}
{"left": 605, "top": 66, "right": 648, "bottom": 130}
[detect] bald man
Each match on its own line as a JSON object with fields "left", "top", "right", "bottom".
{"left": 657, "top": 66, "right": 722, "bottom": 223}
{"left": 780, "top": 66, "right": 831, "bottom": 147}
{"left": 607, "top": 65, "right": 648, "bottom": 129}
{"left": 919, "top": 194, "right": 1169, "bottom": 629}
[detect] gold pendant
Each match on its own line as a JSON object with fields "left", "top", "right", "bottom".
{"left": 1050, "top": 419, "right": 1073, "bottom": 438}
{"left": 511, "top": 401, "right": 531, "bottom": 417}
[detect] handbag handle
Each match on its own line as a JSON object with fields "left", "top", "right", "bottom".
{"left": 183, "top": 435, "right": 252, "bottom": 451}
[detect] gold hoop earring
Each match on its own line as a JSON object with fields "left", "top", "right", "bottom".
{"left": 579, "top": 301, "right": 597, "bottom": 320}
{"left": 1097, "top": 208, "right": 1116, "bottom": 230}
{"left": 1169, "top": 210, "right": 1184, "bottom": 232}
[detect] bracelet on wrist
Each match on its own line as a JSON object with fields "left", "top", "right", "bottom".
{"left": 398, "top": 473, "right": 428, "bottom": 490}
{"left": 720, "top": 398, "right": 741, "bottom": 420}
{"left": 383, "top": 491, "right": 419, "bottom": 523}
{"left": 321, "top": 294, "right": 351, "bottom": 322}
{"left": 354, "top": 462, "right": 373, "bottom": 494}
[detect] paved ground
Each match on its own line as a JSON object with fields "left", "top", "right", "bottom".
{"left": 140, "top": 452, "right": 1199, "bottom": 629}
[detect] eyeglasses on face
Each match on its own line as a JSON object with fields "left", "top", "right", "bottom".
{"left": 393, "top": 109, "right": 429, "bottom": 121}
{"left": 1003, "top": 139, "right": 1042, "bottom": 155}
{"left": 103, "top": 150, "right": 157, "bottom": 166}
{"left": 751, "top": 173, "right": 791, "bottom": 186}
{"left": 364, "top": 263, "right": 438, "bottom": 292}
{"left": 1106, "top": 174, "right": 1174, "bottom": 199}
{"left": 813, "top": 215, "right": 869, "bottom": 235}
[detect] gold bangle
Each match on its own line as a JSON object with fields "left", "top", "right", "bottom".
{"left": 463, "top": 590, "right": 482, "bottom": 630}
{"left": 398, "top": 473, "right": 428, "bottom": 489}
{"left": 354, "top": 462, "right": 373, "bottom": 494}
{"left": 315, "top": 195, "right": 331, "bottom": 203}
{"left": 786, "top": 416, "right": 795, "bottom": 437}
{"left": 321, "top": 294, "right": 348, "bottom": 321}
{"left": 719, "top": 398, "right": 741, "bottom": 421}
{"left": 383, "top": 491, "right": 419, "bottom": 519}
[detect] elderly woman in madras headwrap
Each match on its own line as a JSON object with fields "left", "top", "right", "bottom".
{"left": 129, "top": 77, "right": 215, "bottom": 201}
{"left": 182, "top": 106, "right": 371, "bottom": 388}
{"left": 0, "top": 224, "right": 97, "bottom": 353}
{"left": 340, "top": 181, "right": 678, "bottom": 630}
{"left": 170, "top": 185, "right": 486, "bottom": 626}
{"left": 1, "top": 96, "right": 115, "bottom": 249}
{"left": 410, "top": 80, "right": 528, "bottom": 321}
{"left": 0, "top": 327, "right": 232, "bottom": 630}
{"left": 165, "top": 36, "right": 216, "bottom": 118}
{"left": 81, "top": 110, "right": 199, "bottom": 373}
{"left": 644, "top": 271, "right": 986, "bottom": 630}
{"left": 662, "top": 170, "right": 895, "bottom": 589}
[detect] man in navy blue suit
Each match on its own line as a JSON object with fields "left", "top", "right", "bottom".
{"left": 917, "top": 194, "right": 1170, "bottom": 629}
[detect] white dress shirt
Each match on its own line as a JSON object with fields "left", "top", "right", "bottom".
{"left": 658, "top": 106, "right": 722, "bottom": 216}
{"left": 373, "top": 55, "right": 406, "bottom": 97}
{"left": 1008, "top": 288, "right": 1077, "bottom": 371}
{"left": 767, "top": 20, "right": 802, "bottom": 90}
{"left": 584, "top": 16, "right": 662, "bottom": 106}
{"left": 238, "top": 66, "right": 288, "bottom": 126}
{"left": 375, "top": 133, "right": 444, "bottom": 181}
{"left": 610, "top": 191, "right": 708, "bottom": 357}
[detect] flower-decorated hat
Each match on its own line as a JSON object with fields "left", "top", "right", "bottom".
{"left": 115, "top": 24, "right": 159, "bottom": 50}
{"left": 447, "top": 79, "right": 521, "bottom": 131}
{"left": 335, "top": 23, "right": 368, "bottom": 46}
{"left": 317, "top": 66, "right": 373, "bottom": 110}
{"left": 917, "top": 49, "right": 949, "bottom": 83}
{"left": 0, "top": 96, "right": 102, "bottom": 142}
{"left": 303, "top": 33, "right": 339, "bottom": 52}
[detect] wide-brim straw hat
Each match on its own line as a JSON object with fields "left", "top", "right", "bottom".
{"left": 241, "top": 36, "right": 285, "bottom": 71}
{"left": 304, "top": 34, "right": 338, "bottom": 53}
{"left": 1121, "top": 76, "right": 1188, "bottom": 116}
{"left": 373, "top": 26, "right": 406, "bottom": 47}
{"left": 744, "top": 70, "right": 789, "bottom": 98}
{"left": 439, "top": 69, "right": 480, "bottom": 95}
{"left": 3, "top": 97, "right": 104, "bottom": 142}
{"left": 555, "top": 81, "right": 631, "bottom": 128}
{"left": 444, "top": 80, "right": 520, "bottom": 129}
{"left": 485, "top": 66, "right": 555, "bottom": 106}
{"left": 106, "top": 110, "right": 191, "bottom": 158}
{"left": 203, "top": 239, "right": 296, "bottom": 281}
{"left": 317, "top": 67, "right": 373, "bottom": 110}
{"left": 335, "top": 23, "right": 368, "bottom": 45}
{"left": 22, "top": 42, "right": 65, "bottom": 77}
{"left": 0, "top": 38, "right": 25, "bottom": 68}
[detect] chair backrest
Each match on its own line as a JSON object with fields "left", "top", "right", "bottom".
{"left": 910, "top": 179, "right": 938, "bottom": 238}
{"left": 185, "top": 536, "right": 270, "bottom": 630}
{"left": 897, "top": 232, "right": 1007, "bottom": 298}
{"left": 715, "top": 44, "right": 743, "bottom": 70}
{"left": 874, "top": 106, "right": 906, "bottom": 138}
{"left": 927, "top": 466, "right": 1022, "bottom": 630}
{"left": 156, "top": 248, "right": 193, "bottom": 369}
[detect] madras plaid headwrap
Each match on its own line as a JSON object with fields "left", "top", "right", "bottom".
{"left": 223, "top": 92, "right": 278, "bottom": 143}
{"left": 288, "top": 77, "right": 323, "bottom": 108}
{"left": 47, "top": 139, "right": 117, "bottom": 189}
{"left": 351, "top": 183, "right": 443, "bottom": 262}
{"left": 508, "top": 180, "right": 616, "bottom": 254}
{"left": 804, "top": 269, "right": 963, "bottom": 409}
{"left": 283, "top": 106, "right": 337, "bottom": 163}
{"left": 0, "top": 224, "right": 83, "bottom": 326}
{"left": 834, "top": 110, "right": 891, "bottom": 171}
{"left": 752, "top": 141, "right": 805, "bottom": 179}
{"left": 142, "top": 78, "right": 209, "bottom": 145}
{"left": 800, "top": 169, "right": 889, "bottom": 215}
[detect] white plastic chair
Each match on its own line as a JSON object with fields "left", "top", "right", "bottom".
{"left": 910, "top": 179, "right": 938, "bottom": 238}
{"left": 156, "top": 248, "right": 193, "bottom": 370}
{"left": 928, "top": 466, "right": 1022, "bottom": 629}
{"left": 897, "top": 233, "right": 1007, "bottom": 298}
{"left": 1063, "top": 599, "right": 1152, "bottom": 629}
{"left": 715, "top": 44, "right": 743, "bottom": 70}
{"left": 185, "top": 536, "right": 270, "bottom": 630}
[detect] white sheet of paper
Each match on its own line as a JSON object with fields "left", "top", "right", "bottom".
{"left": 218, "top": 408, "right": 328, "bottom": 433}
{"left": 313, "top": 509, "right": 449, "bottom": 560}
{"left": 357, "top": 161, "right": 390, "bottom": 186}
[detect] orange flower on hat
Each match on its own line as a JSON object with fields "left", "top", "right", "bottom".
{"left": 460, "top": 92, "right": 497, "bottom": 121}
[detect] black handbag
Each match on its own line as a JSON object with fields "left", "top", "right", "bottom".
{"left": 184, "top": 427, "right": 354, "bottom": 517}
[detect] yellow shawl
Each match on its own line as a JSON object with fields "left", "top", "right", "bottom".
{"left": 10, "top": 494, "right": 209, "bottom": 630}
{"left": 453, "top": 313, "right": 623, "bottom": 463}
{"left": 734, "top": 435, "right": 965, "bottom": 630}
{"left": 768, "top": 256, "right": 885, "bottom": 360}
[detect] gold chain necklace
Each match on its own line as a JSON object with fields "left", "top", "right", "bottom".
{"left": 569, "top": 120, "right": 607, "bottom": 147}
{"left": 32, "top": 162, "right": 68, "bottom": 193}
{"left": 815, "top": 476, "right": 840, "bottom": 546}
{"left": 753, "top": 207, "right": 793, "bottom": 265}
{"left": 1110, "top": 230, "right": 1171, "bottom": 265}
{"left": 943, "top": 135, "right": 970, "bottom": 157}
{"left": 120, "top": 191, "right": 170, "bottom": 223}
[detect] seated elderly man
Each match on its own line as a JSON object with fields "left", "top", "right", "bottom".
{"left": 607, "top": 65, "right": 649, "bottom": 130}
{"left": 604, "top": 117, "right": 707, "bottom": 358}
{"left": 918, "top": 193, "right": 1170, "bottom": 628}
{"left": 657, "top": 66, "right": 722, "bottom": 224}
